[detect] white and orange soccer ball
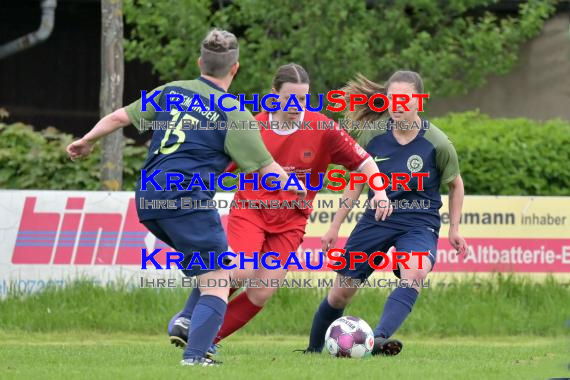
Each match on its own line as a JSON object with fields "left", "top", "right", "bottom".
{"left": 324, "top": 316, "right": 375, "bottom": 358}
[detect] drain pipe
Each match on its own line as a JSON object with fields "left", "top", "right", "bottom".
{"left": 0, "top": 0, "right": 57, "bottom": 60}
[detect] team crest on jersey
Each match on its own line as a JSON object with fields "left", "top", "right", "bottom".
{"left": 301, "top": 149, "right": 315, "bottom": 163}
{"left": 407, "top": 155, "right": 423, "bottom": 173}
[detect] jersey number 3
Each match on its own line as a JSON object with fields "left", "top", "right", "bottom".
{"left": 156, "top": 109, "right": 198, "bottom": 154}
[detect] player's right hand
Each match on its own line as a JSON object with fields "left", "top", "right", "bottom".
{"left": 321, "top": 227, "right": 339, "bottom": 253}
{"left": 66, "top": 138, "right": 93, "bottom": 161}
{"left": 373, "top": 190, "right": 393, "bottom": 222}
{"left": 289, "top": 181, "right": 307, "bottom": 200}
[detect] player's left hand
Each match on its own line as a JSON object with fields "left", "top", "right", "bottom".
{"left": 448, "top": 231, "right": 467, "bottom": 256}
{"left": 321, "top": 226, "right": 339, "bottom": 253}
{"left": 66, "top": 138, "right": 93, "bottom": 160}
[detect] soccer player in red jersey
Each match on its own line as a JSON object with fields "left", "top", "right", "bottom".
{"left": 168, "top": 63, "right": 392, "bottom": 353}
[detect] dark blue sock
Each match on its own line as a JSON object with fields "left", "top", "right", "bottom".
{"left": 184, "top": 295, "right": 227, "bottom": 360}
{"left": 374, "top": 287, "right": 418, "bottom": 338}
{"left": 180, "top": 287, "right": 200, "bottom": 320}
{"left": 308, "top": 297, "right": 344, "bottom": 352}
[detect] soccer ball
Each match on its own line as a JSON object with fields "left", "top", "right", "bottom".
{"left": 324, "top": 316, "right": 375, "bottom": 358}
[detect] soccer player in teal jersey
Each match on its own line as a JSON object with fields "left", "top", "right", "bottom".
{"left": 67, "top": 29, "right": 305, "bottom": 367}
{"left": 303, "top": 72, "right": 467, "bottom": 356}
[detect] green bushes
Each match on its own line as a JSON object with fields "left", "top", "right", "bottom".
{"left": 1, "top": 110, "right": 568, "bottom": 195}
{"left": 432, "top": 111, "right": 570, "bottom": 195}
{"left": 0, "top": 123, "right": 146, "bottom": 191}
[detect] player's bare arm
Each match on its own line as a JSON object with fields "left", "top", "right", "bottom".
{"left": 321, "top": 159, "right": 391, "bottom": 252}
{"left": 447, "top": 174, "right": 467, "bottom": 256}
{"left": 359, "top": 158, "right": 393, "bottom": 222}
{"left": 66, "top": 108, "right": 130, "bottom": 160}
{"left": 320, "top": 182, "right": 364, "bottom": 252}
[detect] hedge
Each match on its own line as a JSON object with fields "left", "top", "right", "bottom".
{"left": 0, "top": 123, "right": 146, "bottom": 191}
{"left": 432, "top": 111, "right": 570, "bottom": 195}
{"left": 0, "top": 111, "right": 568, "bottom": 195}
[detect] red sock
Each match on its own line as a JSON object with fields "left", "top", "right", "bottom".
{"left": 214, "top": 292, "right": 262, "bottom": 343}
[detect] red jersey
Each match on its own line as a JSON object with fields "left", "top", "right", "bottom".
{"left": 230, "top": 110, "right": 370, "bottom": 233}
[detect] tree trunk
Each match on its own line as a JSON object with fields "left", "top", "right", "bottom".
{"left": 100, "top": 0, "right": 124, "bottom": 190}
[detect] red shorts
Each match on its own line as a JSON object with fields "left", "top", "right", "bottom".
{"left": 227, "top": 213, "right": 306, "bottom": 262}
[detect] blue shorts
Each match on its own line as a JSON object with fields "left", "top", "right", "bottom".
{"left": 142, "top": 210, "right": 227, "bottom": 277}
{"left": 335, "top": 214, "right": 439, "bottom": 280}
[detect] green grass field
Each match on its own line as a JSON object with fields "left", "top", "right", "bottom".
{"left": 1, "top": 276, "right": 568, "bottom": 379}
{"left": 2, "top": 275, "right": 569, "bottom": 336}
{"left": 0, "top": 333, "right": 567, "bottom": 380}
